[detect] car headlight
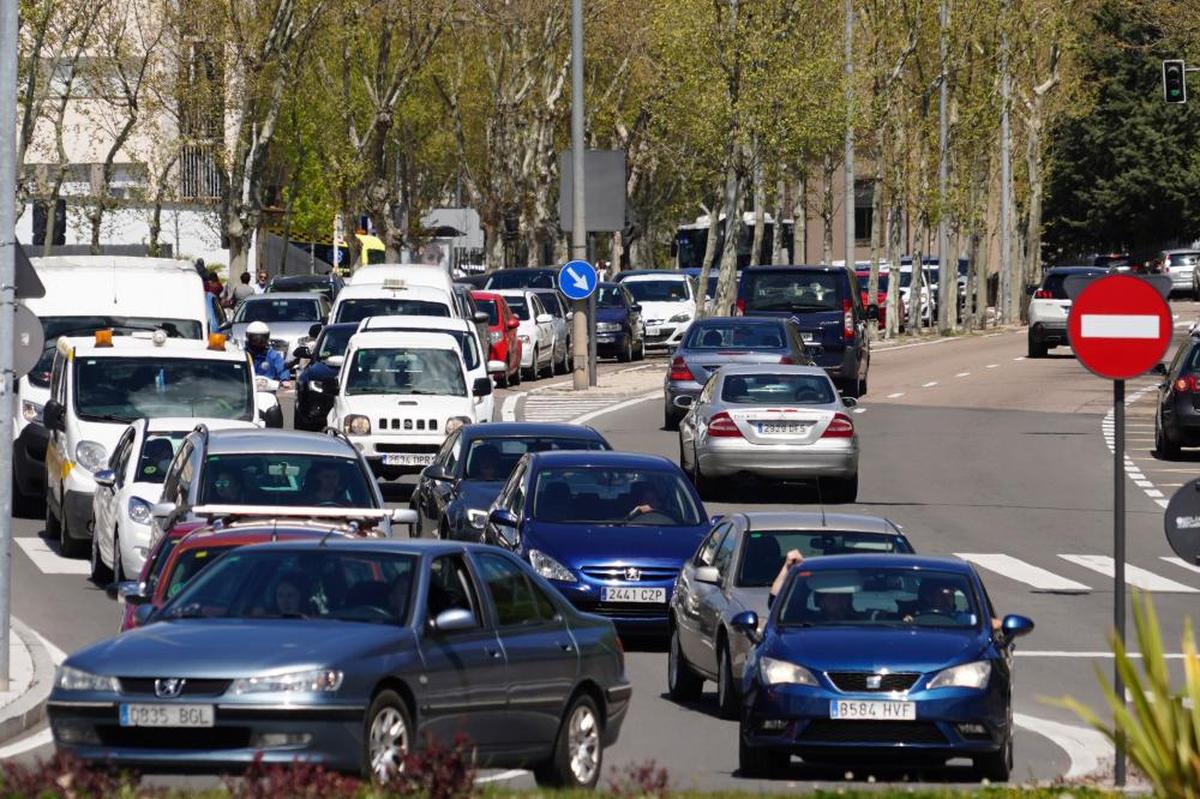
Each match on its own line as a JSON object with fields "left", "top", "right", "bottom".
{"left": 128, "top": 497, "right": 152, "bottom": 526}
{"left": 74, "top": 440, "right": 108, "bottom": 473}
{"left": 445, "top": 416, "right": 472, "bottom": 436}
{"left": 528, "top": 549, "right": 577, "bottom": 582}
{"left": 669, "top": 312, "right": 692, "bottom": 323}
{"left": 231, "top": 668, "right": 343, "bottom": 695}
{"left": 518, "top": 334, "right": 531, "bottom": 343}
{"left": 56, "top": 665, "right": 118, "bottom": 692}
{"left": 466, "top": 509, "right": 489, "bottom": 529}
{"left": 928, "top": 660, "right": 991, "bottom": 690}
{"left": 21, "top": 400, "right": 42, "bottom": 423}
{"left": 597, "top": 322, "right": 621, "bottom": 332}
{"left": 488, "top": 331, "right": 502, "bottom": 344}
{"left": 759, "top": 656, "right": 819, "bottom": 686}
{"left": 344, "top": 414, "right": 371, "bottom": 435}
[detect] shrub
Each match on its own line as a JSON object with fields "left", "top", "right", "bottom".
{"left": 606, "top": 759, "right": 671, "bottom": 799}
{"left": 0, "top": 752, "right": 137, "bottom": 798}
{"left": 224, "top": 753, "right": 361, "bottom": 799}
{"left": 390, "top": 734, "right": 477, "bottom": 799}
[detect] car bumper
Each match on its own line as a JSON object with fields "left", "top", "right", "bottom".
{"left": 551, "top": 578, "right": 676, "bottom": 633}
{"left": 119, "top": 520, "right": 155, "bottom": 576}
{"left": 697, "top": 439, "right": 858, "bottom": 479}
{"left": 1029, "top": 321, "right": 1068, "bottom": 346}
{"left": 14, "top": 422, "right": 48, "bottom": 498}
{"left": 813, "top": 346, "right": 860, "bottom": 382}
{"left": 63, "top": 487, "right": 96, "bottom": 541}
{"left": 644, "top": 324, "right": 686, "bottom": 349}
{"left": 294, "top": 393, "right": 335, "bottom": 431}
{"left": 596, "top": 331, "right": 627, "bottom": 354}
{"left": 603, "top": 683, "right": 632, "bottom": 746}
{"left": 1170, "top": 271, "right": 1194, "bottom": 289}
{"left": 1164, "top": 397, "right": 1200, "bottom": 444}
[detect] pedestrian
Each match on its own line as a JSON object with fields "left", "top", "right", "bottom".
{"left": 255, "top": 270, "right": 269, "bottom": 294}
{"left": 227, "top": 272, "right": 255, "bottom": 307}
{"left": 193, "top": 257, "right": 207, "bottom": 280}
{"left": 204, "top": 270, "right": 223, "bottom": 297}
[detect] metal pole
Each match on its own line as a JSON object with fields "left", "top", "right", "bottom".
{"left": 0, "top": 0, "right": 18, "bottom": 690}
{"left": 842, "top": 0, "right": 855, "bottom": 272}
{"left": 1113, "top": 378, "right": 1127, "bottom": 787}
{"left": 936, "top": 0, "right": 950, "bottom": 333}
{"left": 570, "top": 0, "right": 589, "bottom": 391}
{"left": 999, "top": 0, "right": 1013, "bottom": 325}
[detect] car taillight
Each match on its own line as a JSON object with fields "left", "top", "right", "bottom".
{"left": 707, "top": 411, "right": 743, "bottom": 437}
{"left": 1034, "top": 289, "right": 1051, "bottom": 299}
{"left": 779, "top": 355, "right": 796, "bottom": 364}
{"left": 1174, "top": 375, "right": 1199, "bottom": 393}
{"left": 735, "top": 298, "right": 746, "bottom": 316}
{"left": 669, "top": 356, "right": 694, "bottom": 382}
{"left": 822, "top": 412, "right": 855, "bottom": 438}
{"left": 842, "top": 299, "right": 854, "bottom": 340}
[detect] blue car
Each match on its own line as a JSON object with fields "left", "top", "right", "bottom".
{"left": 732, "top": 554, "right": 1033, "bottom": 781}
{"left": 595, "top": 282, "right": 645, "bottom": 362}
{"left": 485, "top": 450, "right": 711, "bottom": 634}
{"left": 293, "top": 322, "right": 358, "bottom": 431}
{"left": 48, "top": 539, "right": 630, "bottom": 786}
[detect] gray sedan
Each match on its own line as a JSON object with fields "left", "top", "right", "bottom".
{"left": 676, "top": 364, "right": 860, "bottom": 502}
{"left": 48, "top": 539, "right": 630, "bottom": 787}
{"left": 230, "top": 291, "right": 330, "bottom": 358}
{"left": 667, "top": 511, "right": 913, "bottom": 718}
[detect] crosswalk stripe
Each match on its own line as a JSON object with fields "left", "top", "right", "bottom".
{"left": 956, "top": 553, "right": 1091, "bottom": 593}
{"left": 1162, "top": 556, "right": 1200, "bottom": 575}
{"left": 14, "top": 537, "right": 90, "bottom": 575}
{"left": 1058, "top": 555, "right": 1200, "bottom": 593}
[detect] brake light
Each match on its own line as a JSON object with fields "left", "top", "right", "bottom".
{"left": 1174, "top": 375, "right": 1199, "bottom": 393}
{"left": 779, "top": 355, "right": 796, "bottom": 364}
{"left": 669, "top": 356, "right": 694, "bottom": 382}
{"left": 822, "top": 412, "right": 855, "bottom": 438}
{"left": 735, "top": 298, "right": 745, "bottom": 316}
{"left": 707, "top": 411, "right": 743, "bottom": 437}
{"left": 1034, "top": 289, "right": 1051, "bottom": 299}
{"left": 842, "top": 299, "right": 854, "bottom": 340}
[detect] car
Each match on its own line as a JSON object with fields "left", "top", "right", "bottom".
{"left": 594, "top": 282, "right": 646, "bottom": 363}
{"left": 484, "top": 267, "right": 558, "bottom": 291}
{"left": 495, "top": 289, "right": 556, "bottom": 380}
{"left": 531, "top": 289, "right": 573, "bottom": 375}
{"left": 1157, "top": 249, "right": 1200, "bottom": 298}
{"left": 114, "top": 520, "right": 201, "bottom": 632}
{"left": 410, "top": 422, "right": 611, "bottom": 540}
{"left": 330, "top": 331, "right": 492, "bottom": 478}
{"left": 266, "top": 272, "right": 345, "bottom": 302}
{"left": 1155, "top": 326, "right": 1200, "bottom": 459}
{"left": 292, "top": 323, "right": 358, "bottom": 431}
{"left": 733, "top": 554, "right": 1034, "bottom": 781}
{"left": 855, "top": 270, "right": 904, "bottom": 331}
{"left": 452, "top": 283, "right": 492, "bottom": 345}
{"left": 483, "top": 450, "right": 711, "bottom": 634}
{"left": 229, "top": 292, "right": 329, "bottom": 360}
{"left": 348, "top": 262, "right": 458, "bottom": 300}
{"left": 617, "top": 272, "right": 696, "bottom": 351}
{"left": 668, "top": 512, "right": 914, "bottom": 718}
{"left": 736, "top": 265, "right": 875, "bottom": 397}
{"left": 455, "top": 272, "right": 492, "bottom": 289}
{"left": 53, "top": 538, "right": 631, "bottom": 787}
{"left": 663, "top": 316, "right": 816, "bottom": 431}
{"left": 1027, "top": 266, "right": 1107, "bottom": 358}
{"left": 329, "top": 281, "right": 454, "bottom": 324}
{"left": 471, "top": 290, "right": 522, "bottom": 387}
{"left": 677, "top": 365, "right": 860, "bottom": 502}
{"left": 90, "top": 417, "right": 259, "bottom": 583}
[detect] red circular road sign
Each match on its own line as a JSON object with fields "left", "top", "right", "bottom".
{"left": 1067, "top": 274, "right": 1172, "bottom": 380}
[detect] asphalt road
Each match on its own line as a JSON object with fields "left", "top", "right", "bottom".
{"left": 7, "top": 307, "right": 1200, "bottom": 790}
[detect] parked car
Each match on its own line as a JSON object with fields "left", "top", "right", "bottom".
{"left": 292, "top": 323, "right": 358, "bottom": 431}
{"left": 669, "top": 512, "right": 913, "bottom": 718}
{"left": 471, "top": 290, "right": 523, "bottom": 387}
{"left": 266, "top": 272, "right": 345, "bottom": 303}
{"left": 1155, "top": 326, "right": 1200, "bottom": 459}
{"left": 55, "top": 539, "right": 631, "bottom": 787}
{"left": 484, "top": 267, "right": 558, "bottom": 291}
{"left": 532, "top": 289, "right": 573, "bottom": 375}
{"left": 855, "top": 270, "right": 904, "bottom": 331}
{"left": 1026, "top": 266, "right": 1107, "bottom": 358}
{"left": 495, "top": 289, "right": 556, "bottom": 380}
{"left": 616, "top": 272, "right": 696, "bottom": 351}
{"left": 595, "top": 282, "right": 645, "bottom": 363}
{"left": 734, "top": 554, "right": 1033, "bottom": 781}
{"left": 1157, "top": 249, "right": 1200, "bottom": 298}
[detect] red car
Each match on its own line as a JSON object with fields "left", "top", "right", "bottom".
{"left": 471, "top": 290, "right": 523, "bottom": 387}
{"left": 855, "top": 270, "right": 905, "bottom": 331}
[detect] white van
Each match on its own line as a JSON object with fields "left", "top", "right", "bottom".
{"left": 14, "top": 257, "right": 222, "bottom": 509}
{"left": 348, "top": 263, "right": 479, "bottom": 319}
{"left": 329, "top": 281, "right": 455, "bottom": 325}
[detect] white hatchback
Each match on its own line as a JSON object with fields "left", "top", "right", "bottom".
{"left": 619, "top": 273, "right": 696, "bottom": 350}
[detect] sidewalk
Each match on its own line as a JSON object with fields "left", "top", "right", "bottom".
{"left": 0, "top": 618, "right": 58, "bottom": 746}
{"left": 515, "top": 364, "right": 664, "bottom": 423}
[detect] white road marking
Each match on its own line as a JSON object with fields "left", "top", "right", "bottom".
{"left": 955, "top": 553, "right": 1090, "bottom": 593}
{"left": 921, "top": 381, "right": 938, "bottom": 387}
{"left": 955, "top": 372, "right": 971, "bottom": 378}
{"left": 500, "top": 393, "right": 521, "bottom": 422}
{"left": 1162, "top": 556, "right": 1200, "bottom": 575}
{"left": 475, "top": 769, "right": 529, "bottom": 785}
{"left": 14, "top": 537, "right": 90, "bottom": 575}
{"left": 986, "top": 363, "right": 999, "bottom": 368}
{"left": 1013, "top": 714, "right": 1111, "bottom": 779}
{"left": 1080, "top": 314, "right": 1161, "bottom": 338}
{"left": 569, "top": 391, "right": 661, "bottom": 425}
{"left": 886, "top": 392, "right": 905, "bottom": 398}
{"left": 1058, "top": 555, "right": 1200, "bottom": 593}
{"left": 851, "top": 407, "right": 866, "bottom": 414}
{"left": 1013, "top": 356, "right": 1025, "bottom": 361}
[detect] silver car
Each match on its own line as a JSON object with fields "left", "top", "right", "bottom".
{"left": 676, "top": 364, "right": 859, "bottom": 502}
{"left": 667, "top": 511, "right": 913, "bottom": 718}
{"left": 230, "top": 291, "right": 330, "bottom": 359}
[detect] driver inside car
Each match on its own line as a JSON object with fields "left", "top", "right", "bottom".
{"left": 305, "top": 462, "right": 347, "bottom": 505}
{"left": 626, "top": 480, "right": 672, "bottom": 521}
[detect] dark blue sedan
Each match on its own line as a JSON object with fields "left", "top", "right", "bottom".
{"left": 733, "top": 555, "right": 1033, "bottom": 781}
{"left": 293, "top": 322, "right": 358, "bottom": 431}
{"left": 595, "top": 283, "right": 645, "bottom": 362}
{"left": 485, "top": 451, "right": 711, "bottom": 634}
{"left": 48, "top": 539, "right": 630, "bottom": 787}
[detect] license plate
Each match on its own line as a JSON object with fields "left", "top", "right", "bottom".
{"left": 601, "top": 586, "right": 666, "bottom": 603}
{"left": 829, "top": 700, "right": 916, "bottom": 721}
{"left": 757, "top": 422, "right": 809, "bottom": 434}
{"left": 119, "top": 703, "right": 214, "bottom": 728}
{"left": 382, "top": 454, "right": 435, "bottom": 466}
{"left": 800, "top": 331, "right": 816, "bottom": 342}
{"left": 646, "top": 326, "right": 661, "bottom": 336}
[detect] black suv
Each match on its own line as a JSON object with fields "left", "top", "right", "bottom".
{"left": 1155, "top": 329, "right": 1200, "bottom": 459}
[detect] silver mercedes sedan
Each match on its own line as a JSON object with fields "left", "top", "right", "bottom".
{"left": 675, "top": 364, "right": 860, "bottom": 502}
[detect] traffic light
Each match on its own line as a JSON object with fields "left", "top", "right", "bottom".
{"left": 1164, "top": 59, "right": 1187, "bottom": 104}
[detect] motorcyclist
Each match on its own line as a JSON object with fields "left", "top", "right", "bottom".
{"left": 245, "top": 321, "right": 292, "bottom": 385}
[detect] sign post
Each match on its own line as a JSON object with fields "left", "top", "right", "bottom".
{"left": 1066, "top": 274, "right": 1172, "bottom": 788}
{"left": 560, "top": 260, "right": 598, "bottom": 387}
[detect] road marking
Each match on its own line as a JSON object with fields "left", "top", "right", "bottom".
{"left": 14, "top": 537, "right": 90, "bottom": 575}
{"left": 500, "top": 393, "right": 521, "bottom": 422}
{"left": 1162, "top": 556, "right": 1200, "bottom": 575}
{"left": 1013, "top": 713, "right": 1111, "bottom": 779}
{"left": 569, "top": 391, "right": 661, "bottom": 425}
{"left": 955, "top": 372, "right": 971, "bottom": 378}
{"left": 955, "top": 553, "right": 1090, "bottom": 593}
{"left": 0, "top": 728, "right": 52, "bottom": 759}
{"left": 986, "top": 363, "right": 999, "bottom": 368}
{"left": 1013, "top": 356, "right": 1025, "bottom": 361}
{"left": 1080, "top": 314, "right": 1160, "bottom": 338}
{"left": 1058, "top": 555, "right": 1199, "bottom": 593}
{"left": 475, "top": 769, "right": 529, "bottom": 785}
{"left": 921, "top": 381, "right": 938, "bottom": 388}
{"left": 886, "top": 392, "right": 905, "bottom": 398}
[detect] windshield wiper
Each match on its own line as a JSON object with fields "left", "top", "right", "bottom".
{"left": 164, "top": 602, "right": 205, "bottom": 620}
{"left": 81, "top": 413, "right": 134, "bottom": 423}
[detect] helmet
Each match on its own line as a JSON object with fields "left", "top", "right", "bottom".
{"left": 246, "top": 320, "right": 270, "bottom": 352}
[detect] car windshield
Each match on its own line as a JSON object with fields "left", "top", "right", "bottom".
{"left": 736, "top": 531, "right": 908, "bottom": 587}
{"left": 345, "top": 347, "right": 465, "bottom": 397}
{"left": 163, "top": 545, "right": 237, "bottom": 601}
{"left": 74, "top": 357, "right": 253, "bottom": 423}
{"left": 199, "top": 453, "right": 375, "bottom": 507}
{"left": 597, "top": 287, "right": 625, "bottom": 308}
{"left": 486, "top": 271, "right": 555, "bottom": 290}
{"left": 29, "top": 316, "right": 204, "bottom": 388}
{"left": 234, "top": 298, "right": 321, "bottom": 323}
{"left": 626, "top": 280, "right": 689, "bottom": 302}
{"left": 160, "top": 549, "right": 417, "bottom": 624}
{"left": 684, "top": 322, "right": 785, "bottom": 350}
{"left": 778, "top": 568, "right": 980, "bottom": 628}
{"left": 856, "top": 274, "right": 889, "bottom": 292}
{"left": 743, "top": 271, "right": 842, "bottom": 312}
{"left": 532, "top": 467, "right": 703, "bottom": 526}
{"left": 536, "top": 293, "right": 564, "bottom": 316}
{"left": 368, "top": 328, "right": 479, "bottom": 370}
{"left": 721, "top": 373, "right": 835, "bottom": 404}
{"left": 464, "top": 437, "right": 609, "bottom": 481}
{"left": 269, "top": 276, "right": 331, "bottom": 294}
{"left": 315, "top": 327, "right": 355, "bottom": 360}
{"left": 333, "top": 298, "right": 449, "bottom": 323}
{"left": 475, "top": 299, "right": 500, "bottom": 325}
{"left": 505, "top": 296, "right": 530, "bottom": 320}
{"left": 136, "top": 431, "right": 186, "bottom": 484}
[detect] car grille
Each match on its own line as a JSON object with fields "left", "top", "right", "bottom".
{"left": 826, "top": 672, "right": 920, "bottom": 693}
{"left": 375, "top": 443, "right": 441, "bottom": 454}
{"left": 646, "top": 330, "right": 673, "bottom": 343}
{"left": 95, "top": 726, "right": 251, "bottom": 750}
{"left": 118, "top": 678, "right": 232, "bottom": 697}
{"left": 575, "top": 603, "right": 668, "bottom": 619}
{"left": 798, "top": 721, "right": 947, "bottom": 745}
{"left": 378, "top": 417, "right": 439, "bottom": 432}
{"left": 580, "top": 566, "right": 677, "bottom": 582}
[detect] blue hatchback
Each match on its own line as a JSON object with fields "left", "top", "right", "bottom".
{"left": 485, "top": 451, "right": 711, "bottom": 634}
{"left": 733, "top": 554, "right": 1033, "bottom": 781}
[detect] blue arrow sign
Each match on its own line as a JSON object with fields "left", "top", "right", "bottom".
{"left": 558, "top": 259, "right": 598, "bottom": 301}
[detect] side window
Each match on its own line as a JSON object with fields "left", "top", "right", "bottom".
{"left": 111, "top": 429, "right": 136, "bottom": 483}
{"left": 699, "top": 374, "right": 718, "bottom": 403}
{"left": 161, "top": 440, "right": 191, "bottom": 504}
{"left": 49, "top": 352, "right": 63, "bottom": 402}
{"left": 435, "top": 430, "right": 462, "bottom": 473}
{"left": 476, "top": 553, "right": 558, "bottom": 627}
{"left": 426, "top": 555, "right": 482, "bottom": 629}
{"left": 695, "top": 523, "right": 731, "bottom": 567}
{"left": 176, "top": 442, "right": 202, "bottom": 504}
{"left": 443, "top": 432, "right": 463, "bottom": 476}
{"left": 510, "top": 470, "right": 528, "bottom": 518}
{"left": 713, "top": 528, "right": 738, "bottom": 578}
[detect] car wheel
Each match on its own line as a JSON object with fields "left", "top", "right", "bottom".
{"left": 716, "top": 640, "right": 739, "bottom": 719}
{"left": 45, "top": 499, "right": 61, "bottom": 542}
{"left": 553, "top": 344, "right": 568, "bottom": 375}
{"left": 496, "top": 367, "right": 510, "bottom": 389}
{"left": 840, "top": 378, "right": 860, "bottom": 399}
{"left": 617, "top": 335, "right": 632, "bottom": 363}
{"left": 664, "top": 407, "right": 679, "bottom": 431}
{"left": 821, "top": 474, "right": 858, "bottom": 503}
{"left": 667, "top": 626, "right": 704, "bottom": 701}
{"left": 738, "top": 734, "right": 789, "bottom": 779}
{"left": 858, "top": 374, "right": 868, "bottom": 397}
{"left": 534, "top": 693, "right": 603, "bottom": 789}
{"left": 58, "top": 504, "right": 86, "bottom": 558}
{"left": 90, "top": 528, "right": 112, "bottom": 585}
{"left": 634, "top": 334, "right": 645, "bottom": 361}
{"left": 974, "top": 737, "right": 1012, "bottom": 782}
{"left": 511, "top": 361, "right": 522, "bottom": 386}
{"left": 1027, "top": 333, "right": 1046, "bottom": 359}
{"left": 523, "top": 349, "right": 538, "bottom": 381}
{"left": 1157, "top": 421, "right": 1182, "bottom": 460}
{"left": 361, "top": 689, "right": 412, "bottom": 784}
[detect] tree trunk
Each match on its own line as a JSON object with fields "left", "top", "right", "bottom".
{"left": 868, "top": 172, "right": 883, "bottom": 338}
{"left": 750, "top": 148, "right": 765, "bottom": 266}
{"left": 821, "top": 154, "right": 835, "bottom": 265}
{"left": 611, "top": 230, "right": 624, "bottom": 275}
{"left": 713, "top": 170, "right": 744, "bottom": 318}
{"left": 772, "top": 176, "right": 786, "bottom": 264}
{"left": 792, "top": 174, "right": 806, "bottom": 264}
{"left": 1022, "top": 115, "right": 1045, "bottom": 324}
{"left": 693, "top": 194, "right": 723, "bottom": 320}
{"left": 886, "top": 204, "right": 902, "bottom": 338}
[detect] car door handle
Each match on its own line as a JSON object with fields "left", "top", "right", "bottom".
{"left": 484, "top": 646, "right": 503, "bottom": 659}
{"left": 557, "top": 641, "right": 574, "bottom": 653}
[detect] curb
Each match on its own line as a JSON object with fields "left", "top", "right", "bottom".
{"left": 0, "top": 618, "right": 55, "bottom": 746}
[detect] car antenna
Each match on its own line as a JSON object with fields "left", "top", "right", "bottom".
{"left": 814, "top": 478, "right": 827, "bottom": 527}
{"left": 319, "top": 525, "right": 340, "bottom": 546}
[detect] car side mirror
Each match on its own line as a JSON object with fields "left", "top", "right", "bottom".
{"left": 672, "top": 395, "right": 695, "bottom": 410}
{"left": 94, "top": 469, "right": 116, "bottom": 489}
{"left": 730, "top": 610, "right": 761, "bottom": 643}
{"left": 694, "top": 566, "right": 720, "bottom": 585}
{"left": 507, "top": 318, "right": 520, "bottom": 330}
{"left": 119, "top": 582, "right": 150, "bottom": 606}
{"left": 43, "top": 399, "right": 64, "bottom": 432}
{"left": 133, "top": 603, "right": 156, "bottom": 626}
{"left": 151, "top": 502, "right": 176, "bottom": 524}
{"left": 474, "top": 311, "right": 490, "bottom": 324}
{"left": 325, "top": 355, "right": 344, "bottom": 368}
{"left": 473, "top": 377, "right": 493, "bottom": 397}
{"left": 431, "top": 608, "right": 477, "bottom": 633}
{"left": 1152, "top": 362, "right": 1168, "bottom": 376}
{"left": 308, "top": 323, "right": 324, "bottom": 339}
{"left": 866, "top": 304, "right": 879, "bottom": 320}
{"left": 1001, "top": 614, "right": 1035, "bottom": 638}
{"left": 842, "top": 396, "right": 858, "bottom": 408}
{"left": 536, "top": 313, "right": 553, "bottom": 324}
{"left": 292, "top": 345, "right": 312, "bottom": 361}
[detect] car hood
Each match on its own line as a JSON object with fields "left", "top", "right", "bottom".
{"left": 453, "top": 479, "right": 506, "bottom": 512}
{"left": 637, "top": 300, "right": 694, "bottom": 322}
{"left": 524, "top": 521, "right": 707, "bottom": 567}
{"left": 764, "top": 626, "right": 985, "bottom": 674}
{"left": 336, "top": 393, "right": 473, "bottom": 417}
{"left": 69, "top": 619, "right": 414, "bottom": 678}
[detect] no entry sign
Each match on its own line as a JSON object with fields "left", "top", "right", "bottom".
{"left": 1067, "top": 275, "right": 1173, "bottom": 380}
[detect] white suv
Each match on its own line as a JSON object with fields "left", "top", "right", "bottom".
{"left": 1027, "top": 266, "right": 1106, "bottom": 358}
{"left": 618, "top": 272, "right": 696, "bottom": 350}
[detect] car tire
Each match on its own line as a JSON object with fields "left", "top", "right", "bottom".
{"left": 974, "top": 737, "right": 1012, "bottom": 782}
{"left": 738, "top": 734, "right": 789, "bottom": 779}
{"left": 511, "top": 362, "right": 522, "bottom": 386}
{"left": 1156, "top": 421, "right": 1182, "bottom": 460}
{"left": 553, "top": 344, "right": 568, "bottom": 375}
{"left": 716, "top": 640, "right": 739, "bottom": 720}
{"left": 57, "top": 503, "right": 86, "bottom": 558}
{"left": 840, "top": 378, "right": 860, "bottom": 399}
{"left": 617, "top": 335, "right": 632, "bottom": 363}
{"left": 1027, "top": 334, "right": 1046, "bottom": 359}
{"left": 533, "top": 693, "right": 603, "bottom": 789}
{"left": 822, "top": 474, "right": 858, "bottom": 503}
{"left": 523, "top": 349, "right": 538, "bottom": 381}
{"left": 361, "top": 689, "right": 412, "bottom": 784}
{"left": 45, "top": 499, "right": 61, "bottom": 542}
{"left": 90, "top": 529, "right": 112, "bottom": 585}
{"left": 496, "top": 367, "right": 510, "bottom": 389}
{"left": 667, "top": 626, "right": 704, "bottom": 701}
{"left": 858, "top": 374, "right": 868, "bottom": 397}
{"left": 664, "top": 407, "right": 679, "bottom": 431}
{"left": 634, "top": 334, "right": 645, "bottom": 361}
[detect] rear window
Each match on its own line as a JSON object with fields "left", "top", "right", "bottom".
{"left": 1041, "top": 271, "right": 1103, "bottom": 299}
{"left": 856, "top": 274, "right": 889, "bottom": 292}
{"left": 684, "top": 322, "right": 786, "bottom": 350}
{"left": 741, "top": 270, "right": 845, "bottom": 313}
{"left": 487, "top": 271, "right": 555, "bottom": 290}
{"left": 1170, "top": 253, "right": 1200, "bottom": 266}
{"left": 737, "top": 531, "right": 909, "bottom": 587}
{"left": 721, "top": 373, "right": 835, "bottom": 404}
